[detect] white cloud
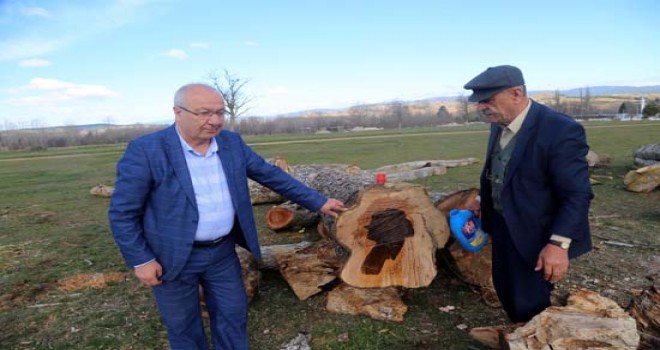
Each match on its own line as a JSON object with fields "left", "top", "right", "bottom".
{"left": 190, "top": 42, "right": 210, "bottom": 49}
{"left": 0, "top": 39, "right": 64, "bottom": 61}
{"left": 161, "top": 49, "right": 189, "bottom": 60}
{"left": 18, "top": 58, "right": 52, "bottom": 67}
{"left": 20, "top": 7, "right": 52, "bottom": 18}
{"left": 243, "top": 41, "right": 259, "bottom": 46}
{"left": 21, "top": 78, "right": 119, "bottom": 98}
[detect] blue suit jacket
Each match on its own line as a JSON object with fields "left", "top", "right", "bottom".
{"left": 480, "top": 101, "right": 593, "bottom": 265}
{"left": 108, "top": 125, "right": 327, "bottom": 280}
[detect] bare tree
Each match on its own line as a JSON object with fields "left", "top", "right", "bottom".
{"left": 208, "top": 69, "right": 253, "bottom": 131}
{"left": 583, "top": 86, "right": 591, "bottom": 116}
{"left": 553, "top": 90, "right": 563, "bottom": 112}
{"left": 456, "top": 94, "right": 469, "bottom": 124}
{"left": 436, "top": 105, "right": 451, "bottom": 124}
{"left": 388, "top": 100, "right": 408, "bottom": 129}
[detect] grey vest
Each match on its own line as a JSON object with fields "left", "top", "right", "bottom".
{"left": 489, "top": 132, "right": 518, "bottom": 213}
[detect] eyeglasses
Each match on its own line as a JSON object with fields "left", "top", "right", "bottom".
{"left": 176, "top": 105, "right": 225, "bottom": 119}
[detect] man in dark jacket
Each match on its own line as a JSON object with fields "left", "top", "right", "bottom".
{"left": 464, "top": 65, "right": 593, "bottom": 322}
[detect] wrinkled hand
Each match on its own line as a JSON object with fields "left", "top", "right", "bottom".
{"left": 319, "top": 198, "right": 347, "bottom": 218}
{"left": 135, "top": 260, "right": 163, "bottom": 286}
{"left": 535, "top": 244, "right": 569, "bottom": 284}
{"left": 464, "top": 198, "right": 481, "bottom": 216}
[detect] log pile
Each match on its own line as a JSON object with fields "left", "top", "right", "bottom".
{"left": 253, "top": 158, "right": 488, "bottom": 322}
{"left": 633, "top": 144, "right": 660, "bottom": 168}
{"left": 265, "top": 183, "right": 495, "bottom": 322}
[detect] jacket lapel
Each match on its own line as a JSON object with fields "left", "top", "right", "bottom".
{"left": 504, "top": 101, "right": 539, "bottom": 187}
{"left": 163, "top": 125, "right": 197, "bottom": 209}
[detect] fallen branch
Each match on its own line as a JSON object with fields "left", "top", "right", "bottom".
{"left": 28, "top": 303, "right": 63, "bottom": 308}
{"left": 603, "top": 240, "right": 635, "bottom": 248}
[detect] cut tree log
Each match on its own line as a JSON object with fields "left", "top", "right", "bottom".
{"left": 385, "top": 166, "right": 447, "bottom": 182}
{"left": 259, "top": 241, "right": 313, "bottom": 270}
{"left": 627, "top": 285, "right": 660, "bottom": 350}
{"left": 272, "top": 239, "right": 342, "bottom": 300}
{"left": 623, "top": 163, "right": 660, "bottom": 193}
{"left": 504, "top": 289, "right": 640, "bottom": 349}
{"left": 469, "top": 324, "right": 523, "bottom": 349}
{"left": 371, "top": 158, "right": 479, "bottom": 173}
{"left": 236, "top": 246, "right": 260, "bottom": 302}
{"left": 249, "top": 156, "right": 290, "bottom": 204}
{"left": 634, "top": 144, "right": 660, "bottom": 167}
{"left": 326, "top": 283, "right": 407, "bottom": 322}
{"left": 265, "top": 202, "right": 321, "bottom": 231}
{"left": 265, "top": 165, "right": 373, "bottom": 231}
{"left": 331, "top": 182, "right": 449, "bottom": 288}
{"left": 634, "top": 144, "right": 660, "bottom": 162}
{"left": 434, "top": 188, "right": 500, "bottom": 307}
{"left": 90, "top": 184, "right": 114, "bottom": 197}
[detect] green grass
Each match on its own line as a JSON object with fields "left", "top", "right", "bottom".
{"left": 1, "top": 121, "right": 659, "bottom": 349}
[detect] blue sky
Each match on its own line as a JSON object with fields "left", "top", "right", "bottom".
{"left": 1, "top": 0, "right": 658, "bottom": 128}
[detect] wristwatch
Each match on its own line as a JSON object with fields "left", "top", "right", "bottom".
{"left": 549, "top": 239, "right": 570, "bottom": 250}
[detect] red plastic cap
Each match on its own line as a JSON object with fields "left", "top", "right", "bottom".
{"left": 375, "top": 172, "right": 386, "bottom": 184}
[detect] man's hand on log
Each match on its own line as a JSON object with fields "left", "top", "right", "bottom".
{"left": 319, "top": 198, "right": 347, "bottom": 218}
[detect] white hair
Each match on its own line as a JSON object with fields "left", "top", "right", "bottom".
{"left": 173, "top": 83, "right": 219, "bottom": 106}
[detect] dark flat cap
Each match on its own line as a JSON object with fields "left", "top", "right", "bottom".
{"left": 464, "top": 65, "right": 525, "bottom": 102}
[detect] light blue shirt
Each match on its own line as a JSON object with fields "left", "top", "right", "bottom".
{"left": 177, "top": 130, "right": 235, "bottom": 241}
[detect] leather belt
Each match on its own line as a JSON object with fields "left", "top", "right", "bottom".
{"left": 192, "top": 235, "right": 227, "bottom": 248}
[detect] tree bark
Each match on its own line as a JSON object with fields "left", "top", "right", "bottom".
{"left": 265, "top": 165, "right": 372, "bottom": 231}
{"left": 272, "top": 239, "right": 342, "bottom": 300}
{"left": 505, "top": 289, "right": 639, "bottom": 349}
{"left": 249, "top": 156, "right": 290, "bottom": 204}
{"left": 259, "top": 241, "right": 313, "bottom": 270}
{"left": 326, "top": 283, "right": 407, "bottom": 322}
{"left": 627, "top": 285, "right": 660, "bottom": 349}
{"left": 371, "top": 158, "right": 479, "bottom": 173}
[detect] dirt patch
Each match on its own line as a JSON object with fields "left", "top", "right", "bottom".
{"left": 57, "top": 272, "right": 127, "bottom": 292}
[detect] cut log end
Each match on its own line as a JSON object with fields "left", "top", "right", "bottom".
{"left": 333, "top": 182, "right": 449, "bottom": 288}
{"left": 265, "top": 206, "right": 295, "bottom": 231}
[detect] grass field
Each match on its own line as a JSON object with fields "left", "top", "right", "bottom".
{"left": 1, "top": 121, "right": 658, "bottom": 349}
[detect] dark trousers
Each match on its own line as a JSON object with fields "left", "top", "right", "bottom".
{"left": 153, "top": 237, "right": 248, "bottom": 350}
{"left": 491, "top": 211, "right": 552, "bottom": 323}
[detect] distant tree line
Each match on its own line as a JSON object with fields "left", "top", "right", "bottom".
{"left": 0, "top": 104, "right": 453, "bottom": 151}
{"left": 1, "top": 92, "right": 657, "bottom": 151}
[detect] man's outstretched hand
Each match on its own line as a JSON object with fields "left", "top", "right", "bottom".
{"left": 319, "top": 198, "right": 347, "bottom": 218}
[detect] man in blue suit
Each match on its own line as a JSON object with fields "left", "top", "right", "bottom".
{"left": 108, "top": 83, "right": 346, "bottom": 349}
{"left": 463, "top": 66, "right": 593, "bottom": 322}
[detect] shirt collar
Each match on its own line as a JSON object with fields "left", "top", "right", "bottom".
{"left": 504, "top": 99, "right": 532, "bottom": 134}
{"left": 175, "top": 127, "right": 218, "bottom": 157}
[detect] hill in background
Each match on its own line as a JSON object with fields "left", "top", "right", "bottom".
{"left": 284, "top": 85, "right": 660, "bottom": 119}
